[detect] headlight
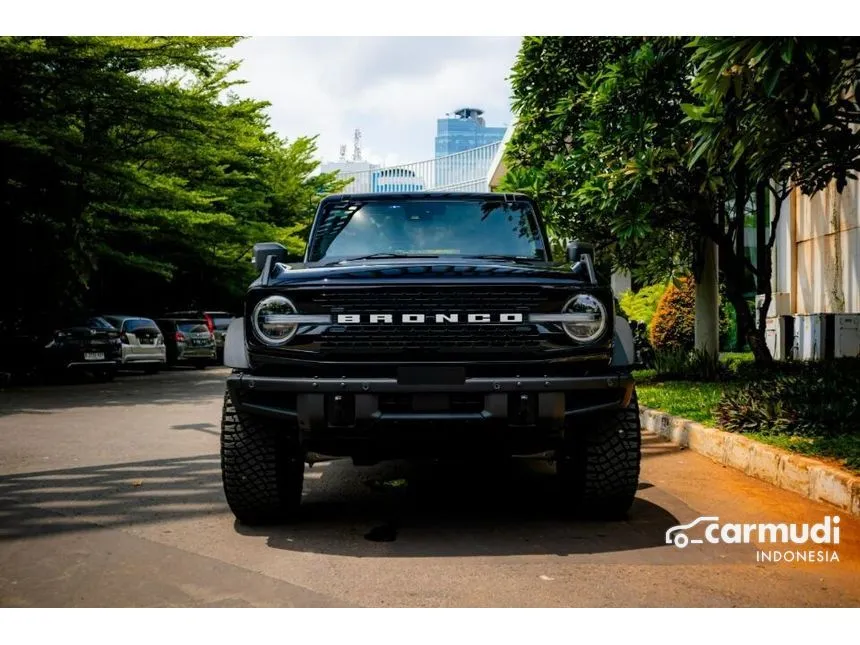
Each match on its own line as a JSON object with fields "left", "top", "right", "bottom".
{"left": 561, "top": 294, "right": 607, "bottom": 342}
{"left": 252, "top": 295, "right": 299, "bottom": 345}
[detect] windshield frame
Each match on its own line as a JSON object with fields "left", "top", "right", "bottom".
{"left": 305, "top": 196, "right": 552, "bottom": 264}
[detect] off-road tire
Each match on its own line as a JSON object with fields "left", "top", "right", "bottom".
{"left": 557, "top": 390, "right": 641, "bottom": 520}
{"left": 220, "top": 389, "right": 304, "bottom": 525}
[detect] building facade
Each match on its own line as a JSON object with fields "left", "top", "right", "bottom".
{"left": 766, "top": 181, "right": 860, "bottom": 359}
{"left": 435, "top": 108, "right": 507, "bottom": 157}
{"left": 320, "top": 160, "right": 379, "bottom": 194}
{"left": 436, "top": 108, "right": 506, "bottom": 188}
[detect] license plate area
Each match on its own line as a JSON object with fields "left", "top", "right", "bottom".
{"left": 84, "top": 352, "right": 105, "bottom": 361}
{"left": 376, "top": 392, "right": 485, "bottom": 415}
{"left": 396, "top": 366, "right": 465, "bottom": 386}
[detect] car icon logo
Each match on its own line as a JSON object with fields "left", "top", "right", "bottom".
{"left": 665, "top": 516, "right": 720, "bottom": 548}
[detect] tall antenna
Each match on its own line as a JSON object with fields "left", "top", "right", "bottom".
{"left": 352, "top": 128, "right": 362, "bottom": 162}
{"left": 338, "top": 144, "right": 347, "bottom": 161}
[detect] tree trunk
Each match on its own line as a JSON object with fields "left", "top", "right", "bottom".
{"left": 695, "top": 236, "right": 720, "bottom": 357}
{"left": 717, "top": 233, "right": 773, "bottom": 365}
{"left": 734, "top": 163, "right": 749, "bottom": 351}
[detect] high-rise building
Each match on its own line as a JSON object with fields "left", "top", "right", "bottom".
{"left": 434, "top": 108, "right": 507, "bottom": 157}
{"left": 435, "top": 108, "right": 506, "bottom": 188}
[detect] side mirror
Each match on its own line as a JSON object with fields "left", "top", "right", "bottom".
{"left": 567, "top": 240, "right": 597, "bottom": 284}
{"left": 566, "top": 240, "right": 594, "bottom": 264}
{"left": 252, "top": 243, "right": 301, "bottom": 272}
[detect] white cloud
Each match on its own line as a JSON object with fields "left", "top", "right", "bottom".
{"left": 228, "top": 36, "right": 521, "bottom": 165}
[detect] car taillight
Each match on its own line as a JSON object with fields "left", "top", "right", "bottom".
{"left": 204, "top": 314, "right": 214, "bottom": 333}
{"left": 175, "top": 331, "right": 186, "bottom": 342}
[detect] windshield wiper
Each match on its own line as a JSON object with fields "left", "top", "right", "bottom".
{"left": 324, "top": 252, "right": 439, "bottom": 266}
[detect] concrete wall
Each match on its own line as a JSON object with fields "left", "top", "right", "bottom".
{"left": 794, "top": 181, "right": 860, "bottom": 314}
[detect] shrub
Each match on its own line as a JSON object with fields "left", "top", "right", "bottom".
{"left": 653, "top": 348, "right": 690, "bottom": 379}
{"left": 719, "top": 283, "right": 736, "bottom": 351}
{"left": 720, "top": 352, "right": 755, "bottom": 376}
{"left": 654, "top": 347, "right": 724, "bottom": 381}
{"left": 718, "top": 359, "right": 860, "bottom": 438}
{"left": 618, "top": 282, "right": 667, "bottom": 329}
{"left": 649, "top": 276, "right": 696, "bottom": 352}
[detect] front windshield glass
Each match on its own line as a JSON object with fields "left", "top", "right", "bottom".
{"left": 308, "top": 199, "right": 546, "bottom": 262}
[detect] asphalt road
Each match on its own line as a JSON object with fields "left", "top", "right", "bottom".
{"left": 1, "top": 367, "right": 858, "bottom": 607}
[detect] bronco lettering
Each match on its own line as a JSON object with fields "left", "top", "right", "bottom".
{"left": 335, "top": 313, "right": 524, "bottom": 324}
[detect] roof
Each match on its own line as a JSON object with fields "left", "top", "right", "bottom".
{"left": 320, "top": 191, "right": 531, "bottom": 203}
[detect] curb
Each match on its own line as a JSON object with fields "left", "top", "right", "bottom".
{"left": 639, "top": 406, "right": 860, "bottom": 517}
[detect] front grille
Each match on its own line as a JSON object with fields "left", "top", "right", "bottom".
{"left": 321, "top": 324, "right": 541, "bottom": 352}
{"left": 308, "top": 287, "right": 550, "bottom": 314}
{"left": 305, "top": 286, "right": 556, "bottom": 354}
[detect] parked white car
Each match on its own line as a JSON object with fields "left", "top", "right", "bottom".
{"left": 102, "top": 315, "right": 167, "bottom": 373}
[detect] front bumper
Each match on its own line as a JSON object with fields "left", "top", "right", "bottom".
{"left": 227, "top": 370, "right": 634, "bottom": 453}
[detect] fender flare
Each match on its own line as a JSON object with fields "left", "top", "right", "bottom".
{"left": 223, "top": 317, "right": 250, "bottom": 369}
{"left": 611, "top": 315, "right": 636, "bottom": 367}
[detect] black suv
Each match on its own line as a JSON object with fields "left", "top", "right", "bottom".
{"left": 220, "top": 192, "right": 641, "bottom": 525}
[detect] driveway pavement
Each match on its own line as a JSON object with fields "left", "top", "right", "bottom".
{"left": 1, "top": 368, "right": 858, "bottom": 607}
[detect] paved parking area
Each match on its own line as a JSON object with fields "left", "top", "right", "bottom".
{"left": 1, "top": 368, "right": 858, "bottom": 607}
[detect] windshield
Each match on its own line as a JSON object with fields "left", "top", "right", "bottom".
{"left": 308, "top": 199, "right": 547, "bottom": 262}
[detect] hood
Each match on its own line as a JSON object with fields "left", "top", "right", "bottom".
{"left": 259, "top": 257, "right": 592, "bottom": 288}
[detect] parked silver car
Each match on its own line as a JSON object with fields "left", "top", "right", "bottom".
{"left": 102, "top": 315, "right": 167, "bottom": 373}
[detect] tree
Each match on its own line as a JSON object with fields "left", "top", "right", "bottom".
{"left": 0, "top": 37, "right": 344, "bottom": 328}
{"left": 686, "top": 37, "right": 860, "bottom": 335}
{"left": 506, "top": 38, "right": 739, "bottom": 357}
{"left": 506, "top": 37, "right": 860, "bottom": 364}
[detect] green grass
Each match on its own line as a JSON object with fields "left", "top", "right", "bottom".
{"left": 748, "top": 433, "right": 860, "bottom": 474}
{"left": 634, "top": 371, "right": 722, "bottom": 425}
{"left": 632, "top": 363, "right": 860, "bottom": 474}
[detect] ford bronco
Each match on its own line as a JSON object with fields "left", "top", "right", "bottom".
{"left": 220, "top": 192, "right": 640, "bottom": 525}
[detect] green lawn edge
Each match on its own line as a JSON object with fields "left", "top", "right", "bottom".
{"left": 633, "top": 371, "right": 860, "bottom": 474}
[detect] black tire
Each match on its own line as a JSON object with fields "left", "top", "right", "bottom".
{"left": 557, "top": 390, "right": 641, "bottom": 520}
{"left": 220, "top": 389, "right": 304, "bottom": 525}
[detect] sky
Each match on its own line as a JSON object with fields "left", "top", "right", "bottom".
{"left": 228, "top": 37, "right": 522, "bottom": 167}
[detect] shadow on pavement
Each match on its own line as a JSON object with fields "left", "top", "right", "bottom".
{"left": 0, "top": 454, "right": 226, "bottom": 539}
{"left": 239, "top": 457, "right": 684, "bottom": 558}
{"left": 0, "top": 450, "right": 684, "bottom": 559}
{"left": 0, "top": 368, "right": 230, "bottom": 417}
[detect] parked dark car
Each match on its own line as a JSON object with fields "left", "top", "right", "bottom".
{"left": 0, "top": 316, "right": 121, "bottom": 382}
{"left": 163, "top": 310, "right": 235, "bottom": 362}
{"left": 155, "top": 318, "right": 217, "bottom": 368}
